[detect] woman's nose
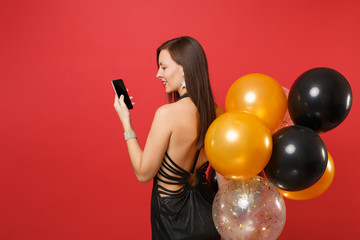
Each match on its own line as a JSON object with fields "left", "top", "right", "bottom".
{"left": 156, "top": 69, "right": 163, "bottom": 79}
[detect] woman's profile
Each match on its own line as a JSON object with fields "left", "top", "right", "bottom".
{"left": 114, "top": 36, "right": 221, "bottom": 239}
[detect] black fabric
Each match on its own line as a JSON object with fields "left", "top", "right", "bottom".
{"left": 177, "top": 93, "right": 189, "bottom": 101}
{"left": 151, "top": 151, "right": 220, "bottom": 240}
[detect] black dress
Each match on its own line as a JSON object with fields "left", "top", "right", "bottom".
{"left": 151, "top": 150, "right": 221, "bottom": 240}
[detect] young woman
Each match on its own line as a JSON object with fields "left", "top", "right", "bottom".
{"left": 114, "top": 36, "right": 221, "bottom": 239}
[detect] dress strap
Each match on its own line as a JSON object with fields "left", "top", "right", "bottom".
{"left": 190, "top": 150, "right": 201, "bottom": 174}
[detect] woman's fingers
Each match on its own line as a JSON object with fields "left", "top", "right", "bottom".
{"left": 114, "top": 94, "right": 119, "bottom": 107}
{"left": 119, "top": 95, "right": 126, "bottom": 107}
{"left": 129, "top": 95, "right": 135, "bottom": 105}
{"left": 114, "top": 92, "right": 135, "bottom": 109}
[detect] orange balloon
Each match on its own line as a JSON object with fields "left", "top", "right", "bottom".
{"left": 225, "top": 74, "right": 287, "bottom": 133}
{"left": 279, "top": 152, "right": 335, "bottom": 200}
{"left": 205, "top": 111, "right": 273, "bottom": 179}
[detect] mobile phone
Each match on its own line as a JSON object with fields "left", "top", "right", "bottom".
{"left": 112, "top": 79, "right": 133, "bottom": 110}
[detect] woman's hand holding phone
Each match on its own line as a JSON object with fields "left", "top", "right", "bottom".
{"left": 114, "top": 93, "right": 134, "bottom": 132}
{"left": 112, "top": 79, "right": 133, "bottom": 109}
{"left": 112, "top": 79, "right": 135, "bottom": 131}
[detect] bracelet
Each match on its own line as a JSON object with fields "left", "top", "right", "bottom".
{"left": 124, "top": 130, "right": 137, "bottom": 141}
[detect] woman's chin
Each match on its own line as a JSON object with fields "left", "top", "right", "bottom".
{"left": 164, "top": 87, "right": 174, "bottom": 94}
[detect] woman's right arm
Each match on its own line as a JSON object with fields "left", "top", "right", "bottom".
{"left": 114, "top": 95, "right": 172, "bottom": 183}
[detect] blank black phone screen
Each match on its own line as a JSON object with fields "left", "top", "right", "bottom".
{"left": 112, "top": 79, "right": 133, "bottom": 110}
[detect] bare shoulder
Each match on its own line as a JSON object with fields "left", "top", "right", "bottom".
{"left": 156, "top": 100, "right": 196, "bottom": 120}
{"left": 152, "top": 104, "right": 172, "bottom": 126}
{"left": 153, "top": 103, "right": 180, "bottom": 126}
{"left": 155, "top": 104, "right": 171, "bottom": 116}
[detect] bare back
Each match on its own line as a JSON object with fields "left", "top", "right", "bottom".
{"left": 156, "top": 96, "right": 209, "bottom": 195}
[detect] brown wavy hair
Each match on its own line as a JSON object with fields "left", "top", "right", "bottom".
{"left": 157, "top": 36, "right": 216, "bottom": 149}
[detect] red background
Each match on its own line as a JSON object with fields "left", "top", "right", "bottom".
{"left": 1, "top": 0, "right": 359, "bottom": 239}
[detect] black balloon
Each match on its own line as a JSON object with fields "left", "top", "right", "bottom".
{"left": 207, "top": 166, "right": 218, "bottom": 195}
{"left": 264, "top": 125, "right": 328, "bottom": 191}
{"left": 288, "top": 67, "right": 352, "bottom": 133}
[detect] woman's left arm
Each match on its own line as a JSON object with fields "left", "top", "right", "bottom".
{"left": 114, "top": 95, "right": 171, "bottom": 183}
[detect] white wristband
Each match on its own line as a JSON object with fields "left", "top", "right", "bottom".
{"left": 124, "top": 130, "right": 137, "bottom": 141}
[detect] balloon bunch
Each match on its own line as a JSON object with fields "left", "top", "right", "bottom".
{"left": 205, "top": 68, "right": 352, "bottom": 239}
